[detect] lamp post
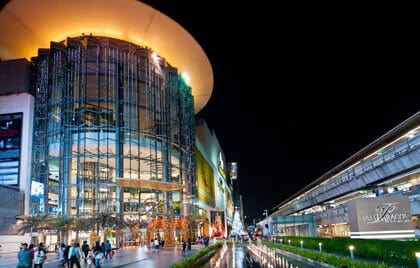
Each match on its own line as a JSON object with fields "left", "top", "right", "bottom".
{"left": 318, "top": 242, "right": 322, "bottom": 252}
{"left": 415, "top": 252, "right": 420, "bottom": 268}
{"left": 349, "top": 245, "right": 354, "bottom": 259}
{"left": 300, "top": 240, "right": 303, "bottom": 249}
{"left": 263, "top": 209, "right": 269, "bottom": 236}
{"left": 288, "top": 239, "right": 291, "bottom": 246}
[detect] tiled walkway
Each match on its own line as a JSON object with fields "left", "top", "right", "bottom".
{"left": 1, "top": 245, "right": 199, "bottom": 268}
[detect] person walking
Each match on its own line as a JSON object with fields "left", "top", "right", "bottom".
{"left": 81, "top": 240, "right": 90, "bottom": 264}
{"left": 67, "top": 241, "right": 82, "bottom": 268}
{"left": 33, "top": 245, "right": 46, "bottom": 268}
{"left": 92, "top": 241, "right": 103, "bottom": 268}
{"left": 17, "top": 243, "right": 32, "bottom": 268}
{"left": 154, "top": 237, "right": 159, "bottom": 253}
{"left": 187, "top": 238, "right": 191, "bottom": 253}
{"left": 104, "top": 240, "right": 111, "bottom": 259}
{"left": 181, "top": 239, "right": 186, "bottom": 257}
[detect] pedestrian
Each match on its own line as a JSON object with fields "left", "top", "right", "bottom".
{"left": 154, "top": 237, "right": 159, "bottom": 253}
{"left": 92, "top": 241, "right": 103, "bottom": 268}
{"left": 181, "top": 239, "right": 186, "bottom": 256}
{"left": 58, "top": 243, "right": 66, "bottom": 266}
{"left": 67, "top": 240, "right": 82, "bottom": 268}
{"left": 33, "top": 245, "right": 46, "bottom": 268}
{"left": 28, "top": 243, "right": 35, "bottom": 261}
{"left": 187, "top": 238, "right": 191, "bottom": 253}
{"left": 62, "top": 244, "right": 70, "bottom": 267}
{"left": 104, "top": 240, "right": 111, "bottom": 259}
{"left": 81, "top": 240, "right": 90, "bottom": 264}
{"left": 17, "top": 243, "right": 32, "bottom": 268}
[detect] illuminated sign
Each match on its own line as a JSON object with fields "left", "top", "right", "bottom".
{"left": 359, "top": 202, "right": 411, "bottom": 224}
{"left": 229, "top": 162, "right": 238, "bottom": 180}
{"left": 218, "top": 151, "right": 224, "bottom": 170}
{"left": 209, "top": 209, "right": 226, "bottom": 238}
{"left": 348, "top": 196, "right": 414, "bottom": 239}
{"left": 0, "top": 112, "right": 22, "bottom": 186}
{"left": 196, "top": 149, "right": 215, "bottom": 207}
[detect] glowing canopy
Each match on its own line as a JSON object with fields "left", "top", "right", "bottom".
{"left": 0, "top": 0, "right": 213, "bottom": 113}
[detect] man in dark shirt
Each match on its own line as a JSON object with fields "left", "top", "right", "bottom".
{"left": 81, "top": 241, "right": 90, "bottom": 263}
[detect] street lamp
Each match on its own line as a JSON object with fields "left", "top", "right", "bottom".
{"left": 318, "top": 242, "right": 322, "bottom": 252}
{"left": 288, "top": 239, "right": 291, "bottom": 246}
{"left": 300, "top": 240, "right": 303, "bottom": 249}
{"left": 415, "top": 252, "right": 420, "bottom": 268}
{"left": 349, "top": 245, "right": 355, "bottom": 259}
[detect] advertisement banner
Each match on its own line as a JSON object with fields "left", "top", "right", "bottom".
{"left": 196, "top": 149, "right": 215, "bottom": 207}
{"left": 209, "top": 209, "right": 226, "bottom": 238}
{"left": 0, "top": 112, "right": 23, "bottom": 186}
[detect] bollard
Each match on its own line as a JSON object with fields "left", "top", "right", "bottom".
{"left": 416, "top": 252, "right": 420, "bottom": 268}
{"left": 319, "top": 242, "right": 322, "bottom": 252}
{"left": 288, "top": 239, "right": 291, "bottom": 246}
{"left": 300, "top": 240, "right": 303, "bottom": 249}
{"left": 349, "top": 245, "right": 355, "bottom": 259}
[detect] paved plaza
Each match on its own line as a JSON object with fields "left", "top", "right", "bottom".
{"left": 0, "top": 244, "right": 199, "bottom": 267}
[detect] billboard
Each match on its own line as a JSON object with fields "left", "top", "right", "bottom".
{"left": 0, "top": 112, "right": 23, "bottom": 186}
{"left": 348, "top": 196, "right": 414, "bottom": 238}
{"left": 209, "top": 209, "right": 226, "bottom": 238}
{"left": 196, "top": 149, "right": 215, "bottom": 207}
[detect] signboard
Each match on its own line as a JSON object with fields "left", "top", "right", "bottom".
{"left": 196, "top": 149, "right": 215, "bottom": 207}
{"left": 31, "top": 180, "right": 45, "bottom": 213}
{"left": 0, "top": 112, "right": 22, "bottom": 186}
{"left": 209, "top": 210, "right": 226, "bottom": 238}
{"left": 348, "top": 196, "right": 414, "bottom": 239}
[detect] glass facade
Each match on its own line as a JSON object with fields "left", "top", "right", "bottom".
{"left": 30, "top": 36, "right": 196, "bottom": 223}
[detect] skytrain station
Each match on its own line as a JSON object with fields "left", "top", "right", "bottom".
{"left": 262, "top": 112, "right": 420, "bottom": 239}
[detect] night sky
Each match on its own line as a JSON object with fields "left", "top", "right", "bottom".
{"left": 1, "top": 1, "right": 419, "bottom": 224}
{"left": 141, "top": 1, "right": 420, "bottom": 224}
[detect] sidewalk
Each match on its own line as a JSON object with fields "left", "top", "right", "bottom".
{"left": 0, "top": 244, "right": 200, "bottom": 268}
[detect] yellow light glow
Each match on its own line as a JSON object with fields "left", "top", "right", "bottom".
{"left": 181, "top": 72, "right": 190, "bottom": 84}
{"left": 0, "top": 0, "right": 213, "bottom": 113}
{"left": 349, "top": 245, "right": 354, "bottom": 250}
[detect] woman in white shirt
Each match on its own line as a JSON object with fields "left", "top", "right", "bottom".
{"left": 33, "top": 246, "right": 46, "bottom": 268}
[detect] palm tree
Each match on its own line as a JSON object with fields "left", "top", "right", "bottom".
{"left": 73, "top": 217, "right": 90, "bottom": 243}
{"left": 51, "top": 215, "right": 73, "bottom": 245}
{"left": 91, "top": 212, "right": 125, "bottom": 240}
{"left": 17, "top": 214, "right": 54, "bottom": 244}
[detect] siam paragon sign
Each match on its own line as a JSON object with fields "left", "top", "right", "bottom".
{"left": 359, "top": 202, "right": 411, "bottom": 224}
{"left": 348, "top": 196, "right": 414, "bottom": 238}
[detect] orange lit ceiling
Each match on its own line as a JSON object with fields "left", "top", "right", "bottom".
{"left": 0, "top": 0, "right": 213, "bottom": 113}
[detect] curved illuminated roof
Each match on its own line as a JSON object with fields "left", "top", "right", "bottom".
{"left": 0, "top": 0, "right": 213, "bottom": 113}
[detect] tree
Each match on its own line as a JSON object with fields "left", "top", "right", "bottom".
{"left": 72, "top": 217, "right": 90, "bottom": 243}
{"left": 90, "top": 212, "right": 124, "bottom": 240}
{"left": 51, "top": 215, "right": 73, "bottom": 245}
{"left": 17, "top": 214, "right": 53, "bottom": 244}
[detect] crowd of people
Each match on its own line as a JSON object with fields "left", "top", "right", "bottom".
{"left": 16, "top": 239, "right": 114, "bottom": 268}
{"left": 16, "top": 242, "right": 47, "bottom": 268}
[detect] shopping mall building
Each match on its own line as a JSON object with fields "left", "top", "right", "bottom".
{"left": 261, "top": 112, "right": 420, "bottom": 239}
{"left": 0, "top": 0, "right": 233, "bottom": 251}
